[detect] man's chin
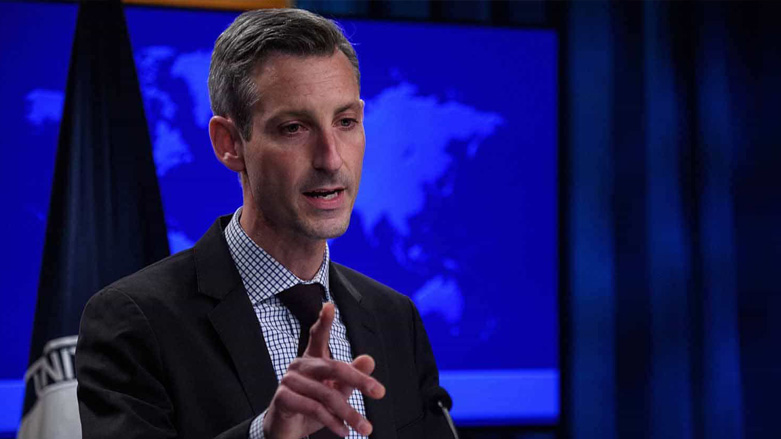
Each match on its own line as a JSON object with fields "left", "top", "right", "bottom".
{"left": 302, "top": 218, "right": 351, "bottom": 241}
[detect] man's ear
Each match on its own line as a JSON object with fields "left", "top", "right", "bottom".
{"left": 209, "top": 116, "right": 246, "bottom": 173}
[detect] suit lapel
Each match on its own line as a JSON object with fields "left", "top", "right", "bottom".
{"left": 330, "top": 264, "right": 397, "bottom": 439}
{"left": 195, "top": 216, "right": 278, "bottom": 415}
{"left": 208, "top": 287, "right": 278, "bottom": 415}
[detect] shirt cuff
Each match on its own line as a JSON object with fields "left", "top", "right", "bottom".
{"left": 248, "top": 410, "right": 266, "bottom": 439}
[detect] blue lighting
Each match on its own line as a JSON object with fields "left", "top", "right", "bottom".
{"left": 1, "top": 3, "right": 558, "bottom": 434}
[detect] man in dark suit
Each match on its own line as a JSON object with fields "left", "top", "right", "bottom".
{"left": 75, "top": 8, "right": 450, "bottom": 439}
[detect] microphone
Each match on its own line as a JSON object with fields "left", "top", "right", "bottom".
{"left": 423, "top": 386, "right": 460, "bottom": 439}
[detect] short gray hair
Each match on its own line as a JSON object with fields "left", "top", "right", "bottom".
{"left": 208, "top": 8, "right": 360, "bottom": 140}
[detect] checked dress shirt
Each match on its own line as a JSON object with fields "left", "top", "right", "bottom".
{"left": 224, "top": 209, "right": 368, "bottom": 439}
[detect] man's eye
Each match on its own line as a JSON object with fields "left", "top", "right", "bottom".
{"left": 339, "top": 118, "right": 357, "bottom": 128}
{"left": 281, "top": 123, "right": 302, "bottom": 135}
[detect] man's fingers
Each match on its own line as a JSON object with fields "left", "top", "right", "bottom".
{"left": 273, "top": 385, "right": 351, "bottom": 437}
{"left": 304, "top": 302, "right": 334, "bottom": 358}
{"left": 291, "top": 356, "right": 385, "bottom": 399}
{"left": 334, "top": 355, "right": 378, "bottom": 398}
{"left": 351, "top": 355, "right": 375, "bottom": 375}
{"left": 280, "top": 372, "right": 373, "bottom": 436}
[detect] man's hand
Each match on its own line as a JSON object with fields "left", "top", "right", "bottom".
{"left": 263, "top": 303, "right": 386, "bottom": 438}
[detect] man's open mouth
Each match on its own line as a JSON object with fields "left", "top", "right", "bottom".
{"left": 303, "top": 188, "right": 343, "bottom": 200}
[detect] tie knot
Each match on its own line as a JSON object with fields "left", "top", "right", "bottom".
{"left": 277, "top": 283, "right": 326, "bottom": 333}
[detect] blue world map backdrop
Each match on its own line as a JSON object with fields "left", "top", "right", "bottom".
{"left": 0, "top": 2, "right": 557, "bottom": 428}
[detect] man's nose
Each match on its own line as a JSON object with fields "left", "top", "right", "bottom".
{"left": 312, "top": 129, "right": 343, "bottom": 172}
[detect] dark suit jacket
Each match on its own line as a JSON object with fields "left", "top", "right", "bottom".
{"left": 75, "top": 216, "right": 450, "bottom": 439}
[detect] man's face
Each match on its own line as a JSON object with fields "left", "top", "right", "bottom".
{"left": 241, "top": 51, "right": 365, "bottom": 244}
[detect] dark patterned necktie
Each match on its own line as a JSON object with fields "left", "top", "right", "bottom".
{"left": 277, "top": 283, "right": 326, "bottom": 356}
{"left": 277, "top": 283, "right": 341, "bottom": 439}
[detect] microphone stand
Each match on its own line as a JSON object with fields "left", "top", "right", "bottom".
{"left": 436, "top": 399, "right": 460, "bottom": 439}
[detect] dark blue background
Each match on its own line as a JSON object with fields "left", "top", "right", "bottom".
{"left": 0, "top": 2, "right": 78, "bottom": 378}
{"left": 0, "top": 0, "right": 557, "bottom": 416}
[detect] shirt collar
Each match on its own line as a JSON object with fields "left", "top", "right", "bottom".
{"left": 224, "top": 207, "right": 331, "bottom": 307}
